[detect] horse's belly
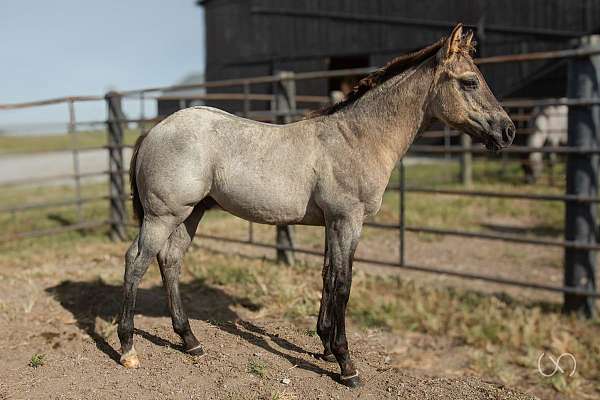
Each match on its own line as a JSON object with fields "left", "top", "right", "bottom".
{"left": 210, "top": 190, "right": 317, "bottom": 225}
{"left": 210, "top": 172, "right": 319, "bottom": 225}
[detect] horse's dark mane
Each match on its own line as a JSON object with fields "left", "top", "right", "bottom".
{"left": 309, "top": 38, "right": 446, "bottom": 118}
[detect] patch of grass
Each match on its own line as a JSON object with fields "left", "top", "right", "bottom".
{"left": 247, "top": 359, "right": 267, "bottom": 378}
{"left": 304, "top": 328, "right": 317, "bottom": 337}
{"left": 187, "top": 254, "right": 320, "bottom": 319}
{"left": 187, "top": 253, "right": 597, "bottom": 386}
{"left": 0, "top": 181, "right": 116, "bottom": 248}
{"left": 372, "top": 159, "right": 567, "bottom": 237}
{"left": 95, "top": 316, "right": 118, "bottom": 341}
{"left": 184, "top": 251, "right": 599, "bottom": 399}
{"left": 29, "top": 353, "right": 45, "bottom": 368}
{"left": 346, "top": 276, "right": 599, "bottom": 396}
{"left": 191, "top": 263, "right": 257, "bottom": 286}
{"left": 350, "top": 300, "right": 394, "bottom": 329}
{"left": 0, "top": 178, "right": 146, "bottom": 262}
{"left": 0, "top": 129, "right": 139, "bottom": 154}
{"left": 270, "top": 391, "right": 297, "bottom": 400}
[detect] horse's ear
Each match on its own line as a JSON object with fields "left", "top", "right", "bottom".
{"left": 463, "top": 31, "right": 474, "bottom": 48}
{"left": 441, "top": 23, "right": 463, "bottom": 60}
{"left": 462, "top": 30, "right": 476, "bottom": 54}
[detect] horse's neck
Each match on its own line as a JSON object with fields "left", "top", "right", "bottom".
{"left": 336, "top": 62, "right": 435, "bottom": 170}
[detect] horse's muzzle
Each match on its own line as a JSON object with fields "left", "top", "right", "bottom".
{"left": 485, "top": 119, "right": 515, "bottom": 151}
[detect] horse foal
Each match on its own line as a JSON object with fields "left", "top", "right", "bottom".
{"left": 118, "top": 24, "right": 514, "bottom": 387}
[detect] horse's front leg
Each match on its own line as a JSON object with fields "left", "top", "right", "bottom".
{"left": 324, "top": 211, "right": 363, "bottom": 388}
{"left": 317, "top": 232, "right": 336, "bottom": 362}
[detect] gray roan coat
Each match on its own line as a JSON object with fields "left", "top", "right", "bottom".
{"left": 118, "top": 24, "right": 515, "bottom": 388}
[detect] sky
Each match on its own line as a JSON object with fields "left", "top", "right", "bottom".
{"left": 1, "top": 0, "right": 205, "bottom": 132}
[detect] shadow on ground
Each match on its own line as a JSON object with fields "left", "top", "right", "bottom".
{"left": 46, "top": 279, "right": 333, "bottom": 377}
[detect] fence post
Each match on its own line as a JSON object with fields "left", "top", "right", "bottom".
{"left": 274, "top": 71, "right": 296, "bottom": 121}
{"left": 139, "top": 92, "right": 147, "bottom": 135}
{"left": 563, "top": 36, "right": 600, "bottom": 318}
{"left": 443, "top": 126, "right": 450, "bottom": 160}
{"left": 273, "top": 71, "right": 296, "bottom": 265}
{"left": 460, "top": 134, "right": 472, "bottom": 187}
{"left": 67, "top": 99, "right": 83, "bottom": 223}
{"left": 399, "top": 161, "right": 406, "bottom": 266}
{"left": 106, "top": 91, "right": 127, "bottom": 241}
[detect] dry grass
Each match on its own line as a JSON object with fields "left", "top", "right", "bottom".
{"left": 0, "top": 182, "right": 110, "bottom": 245}
{"left": 270, "top": 390, "right": 297, "bottom": 400}
{"left": 185, "top": 250, "right": 600, "bottom": 398}
{"left": 375, "top": 159, "right": 565, "bottom": 235}
{"left": 95, "top": 316, "right": 118, "bottom": 341}
{"left": 0, "top": 129, "right": 139, "bottom": 154}
{"left": 247, "top": 359, "right": 268, "bottom": 378}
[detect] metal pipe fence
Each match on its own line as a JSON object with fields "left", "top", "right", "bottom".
{"left": 1, "top": 44, "right": 599, "bottom": 314}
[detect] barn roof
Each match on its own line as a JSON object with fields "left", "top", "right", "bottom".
{"left": 158, "top": 72, "right": 205, "bottom": 99}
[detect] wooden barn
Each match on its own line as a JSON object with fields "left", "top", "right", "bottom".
{"left": 198, "top": 0, "right": 600, "bottom": 112}
{"left": 157, "top": 72, "right": 205, "bottom": 117}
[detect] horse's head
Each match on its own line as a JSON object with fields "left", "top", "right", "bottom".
{"left": 429, "top": 24, "right": 515, "bottom": 151}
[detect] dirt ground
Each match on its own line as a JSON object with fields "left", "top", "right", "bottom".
{"left": 1, "top": 316, "right": 532, "bottom": 400}
{"left": 0, "top": 238, "right": 539, "bottom": 400}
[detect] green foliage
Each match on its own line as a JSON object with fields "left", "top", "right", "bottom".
{"left": 374, "top": 159, "right": 565, "bottom": 235}
{"left": 29, "top": 353, "right": 45, "bottom": 368}
{"left": 191, "top": 263, "right": 256, "bottom": 286}
{"left": 247, "top": 359, "right": 267, "bottom": 377}
{"left": 304, "top": 328, "right": 317, "bottom": 337}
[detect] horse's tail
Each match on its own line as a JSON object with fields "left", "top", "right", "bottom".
{"left": 129, "top": 133, "right": 146, "bottom": 226}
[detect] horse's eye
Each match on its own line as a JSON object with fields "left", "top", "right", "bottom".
{"left": 460, "top": 77, "right": 479, "bottom": 91}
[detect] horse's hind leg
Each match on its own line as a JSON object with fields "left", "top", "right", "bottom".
{"left": 118, "top": 215, "right": 180, "bottom": 368}
{"left": 157, "top": 204, "right": 206, "bottom": 356}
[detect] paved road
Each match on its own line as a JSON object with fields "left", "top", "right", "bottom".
{"left": 0, "top": 148, "right": 132, "bottom": 186}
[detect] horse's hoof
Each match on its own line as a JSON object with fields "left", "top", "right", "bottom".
{"left": 186, "top": 344, "right": 205, "bottom": 357}
{"left": 320, "top": 352, "right": 337, "bottom": 363}
{"left": 340, "top": 372, "right": 361, "bottom": 388}
{"left": 120, "top": 348, "right": 139, "bottom": 369}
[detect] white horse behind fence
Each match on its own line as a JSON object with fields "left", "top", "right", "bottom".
{"left": 525, "top": 104, "right": 568, "bottom": 182}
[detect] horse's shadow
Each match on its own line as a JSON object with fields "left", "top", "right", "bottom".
{"left": 46, "top": 278, "right": 333, "bottom": 377}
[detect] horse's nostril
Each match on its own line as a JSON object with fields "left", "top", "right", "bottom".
{"left": 502, "top": 125, "right": 515, "bottom": 144}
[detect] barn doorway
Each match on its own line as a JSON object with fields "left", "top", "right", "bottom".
{"left": 327, "top": 55, "right": 370, "bottom": 103}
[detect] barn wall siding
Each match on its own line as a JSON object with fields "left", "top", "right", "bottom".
{"left": 202, "top": 0, "right": 600, "bottom": 111}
